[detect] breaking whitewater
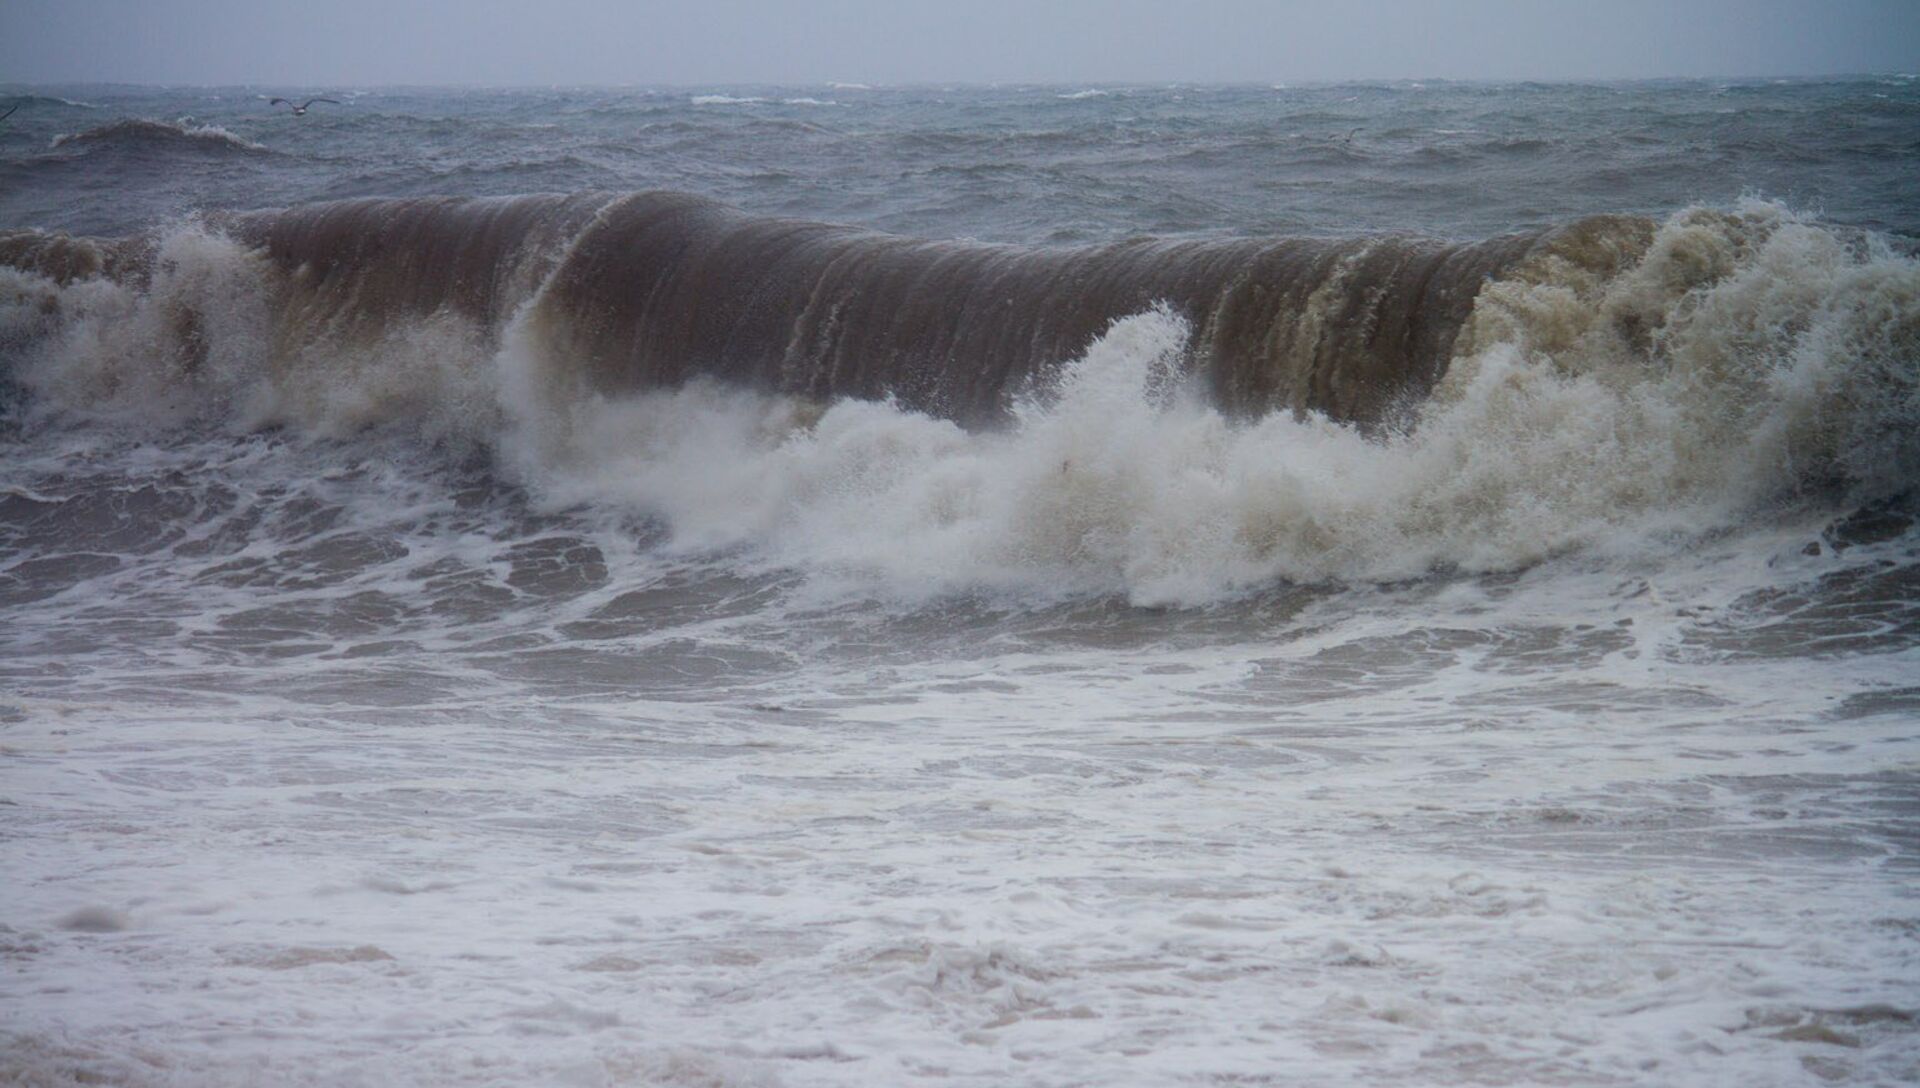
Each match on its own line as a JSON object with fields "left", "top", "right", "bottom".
{"left": 2, "top": 82, "right": 1918, "bottom": 1087}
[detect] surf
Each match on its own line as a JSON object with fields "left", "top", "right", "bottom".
{"left": 2, "top": 192, "right": 1915, "bottom": 598}
{"left": 6, "top": 189, "right": 1543, "bottom": 427}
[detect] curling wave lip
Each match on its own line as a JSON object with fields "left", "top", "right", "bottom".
{"left": 9, "top": 189, "right": 1564, "bottom": 427}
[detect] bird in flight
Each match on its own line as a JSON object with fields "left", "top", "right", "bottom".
{"left": 269, "top": 97, "right": 339, "bottom": 116}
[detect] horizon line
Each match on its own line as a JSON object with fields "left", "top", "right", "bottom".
{"left": 4, "top": 72, "right": 1915, "bottom": 92}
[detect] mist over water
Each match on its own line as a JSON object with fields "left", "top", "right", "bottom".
{"left": 3, "top": 79, "right": 1919, "bottom": 1087}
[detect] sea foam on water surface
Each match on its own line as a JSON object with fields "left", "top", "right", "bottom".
{"left": 491, "top": 203, "right": 1920, "bottom": 602}
{"left": 1, "top": 150, "right": 1917, "bottom": 1084}
{"left": 5, "top": 199, "right": 1916, "bottom": 602}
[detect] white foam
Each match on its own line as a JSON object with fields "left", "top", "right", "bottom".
{"left": 7, "top": 202, "right": 1917, "bottom": 606}
{"left": 487, "top": 204, "right": 1919, "bottom": 603}
{"left": 1, "top": 515, "right": 1914, "bottom": 1085}
{"left": 4, "top": 100, "right": 1918, "bottom": 1088}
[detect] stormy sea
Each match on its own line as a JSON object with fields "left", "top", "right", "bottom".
{"left": 2, "top": 80, "right": 1917, "bottom": 1086}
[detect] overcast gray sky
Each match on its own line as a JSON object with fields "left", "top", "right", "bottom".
{"left": 3, "top": 0, "right": 1917, "bottom": 86}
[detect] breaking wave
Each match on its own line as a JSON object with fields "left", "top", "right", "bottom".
{"left": 47, "top": 118, "right": 269, "bottom": 155}
{"left": 1, "top": 193, "right": 1915, "bottom": 600}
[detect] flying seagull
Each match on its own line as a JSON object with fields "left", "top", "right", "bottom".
{"left": 269, "top": 97, "right": 339, "bottom": 116}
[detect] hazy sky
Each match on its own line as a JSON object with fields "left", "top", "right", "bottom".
{"left": 4, "top": 0, "right": 1917, "bottom": 86}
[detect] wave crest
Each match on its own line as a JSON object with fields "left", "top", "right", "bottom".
{"left": 1, "top": 194, "right": 1915, "bottom": 596}
{"left": 48, "top": 118, "right": 268, "bottom": 155}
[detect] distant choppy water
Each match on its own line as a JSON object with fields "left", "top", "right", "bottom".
{"left": 5, "top": 79, "right": 1920, "bottom": 240}
{"left": 2, "top": 81, "right": 1919, "bottom": 1087}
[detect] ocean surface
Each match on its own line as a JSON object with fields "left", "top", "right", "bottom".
{"left": 2, "top": 80, "right": 1918, "bottom": 1086}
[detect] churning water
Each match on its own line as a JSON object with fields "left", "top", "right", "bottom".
{"left": 2, "top": 81, "right": 1918, "bottom": 1086}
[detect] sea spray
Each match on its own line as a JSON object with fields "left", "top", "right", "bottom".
{"left": 495, "top": 206, "right": 1917, "bottom": 601}
{"left": 5, "top": 82, "right": 1920, "bottom": 1088}
{"left": 3, "top": 198, "right": 1915, "bottom": 600}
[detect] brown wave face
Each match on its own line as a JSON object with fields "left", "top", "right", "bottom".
{"left": 9, "top": 190, "right": 1593, "bottom": 427}
{"left": 0, "top": 229, "right": 149, "bottom": 285}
